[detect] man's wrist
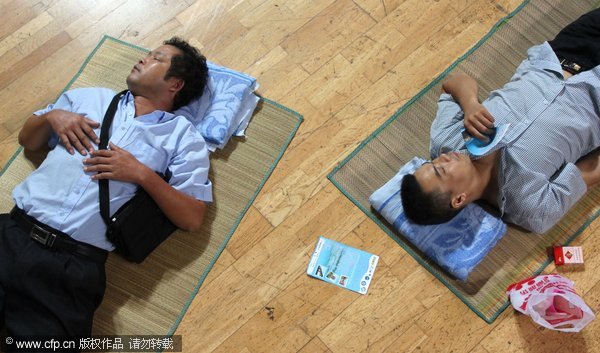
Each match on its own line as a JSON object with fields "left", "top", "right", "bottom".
{"left": 462, "top": 98, "right": 480, "bottom": 112}
{"left": 136, "top": 164, "right": 159, "bottom": 188}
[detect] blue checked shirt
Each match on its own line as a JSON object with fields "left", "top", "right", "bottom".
{"left": 13, "top": 88, "right": 212, "bottom": 250}
{"left": 429, "top": 42, "right": 600, "bottom": 233}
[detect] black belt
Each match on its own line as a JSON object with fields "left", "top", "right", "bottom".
{"left": 10, "top": 207, "right": 108, "bottom": 264}
{"left": 559, "top": 58, "right": 582, "bottom": 75}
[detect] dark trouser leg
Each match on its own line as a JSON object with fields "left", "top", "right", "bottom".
{"left": 0, "top": 216, "right": 106, "bottom": 340}
{"left": 548, "top": 8, "right": 600, "bottom": 72}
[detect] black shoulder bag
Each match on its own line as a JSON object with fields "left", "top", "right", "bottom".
{"left": 99, "top": 91, "right": 177, "bottom": 263}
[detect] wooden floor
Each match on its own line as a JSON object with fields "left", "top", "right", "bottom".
{"left": 1, "top": 0, "right": 599, "bottom": 352}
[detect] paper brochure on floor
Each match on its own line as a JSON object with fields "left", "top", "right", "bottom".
{"left": 307, "top": 236, "right": 379, "bottom": 294}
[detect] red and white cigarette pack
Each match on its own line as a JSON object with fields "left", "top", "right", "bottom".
{"left": 553, "top": 246, "right": 584, "bottom": 265}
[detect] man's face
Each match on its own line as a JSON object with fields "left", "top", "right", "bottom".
{"left": 126, "top": 44, "right": 181, "bottom": 94}
{"left": 413, "top": 152, "right": 476, "bottom": 207}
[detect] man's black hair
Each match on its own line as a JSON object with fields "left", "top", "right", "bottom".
{"left": 163, "top": 37, "right": 208, "bottom": 110}
{"left": 400, "top": 173, "right": 460, "bottom": 224}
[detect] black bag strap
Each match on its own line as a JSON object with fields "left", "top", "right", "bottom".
{"left": 99, "top": 90, "right": 128, "bottom": 224}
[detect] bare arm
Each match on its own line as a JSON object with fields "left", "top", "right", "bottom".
{"left": 137, "top": 168, "right": 207, "bottom": 231}
{"left": 576, "top": 148, "right": 600, "bottom": 189}
{"left": 84, "top": 143, "right": 206, "bottom": 231}
{"left": 18, "top": 114, "right": 54, "bottom": 152}
{"left": 18, "top": 109, "right": 100, "bottom": 155}
{"left": 442, "top": 72, "right": 495, "bottom": 141}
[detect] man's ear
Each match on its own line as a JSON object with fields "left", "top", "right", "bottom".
{"left": 451, "top": 192, "right": 467, "bottom": 209}
{"left": 169, "top": 78, "right": 184, "bottom": 93}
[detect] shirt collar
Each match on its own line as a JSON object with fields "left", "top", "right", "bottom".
{"left": 527, "top": 41, "right": 564, "bottom": 77}
{"left": 123, "top": 91, "right": 177, "bottom": 124}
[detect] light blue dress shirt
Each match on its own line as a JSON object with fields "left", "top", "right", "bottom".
{"left": 13, "top": 88, "right": 212, "bottom": 250}
{"left": 429, "top": 42, "right": 600, "bottom": 233}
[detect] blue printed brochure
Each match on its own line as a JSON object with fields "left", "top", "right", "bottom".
{"left": 306, "top": 236, "right": 379, "bottom": 294}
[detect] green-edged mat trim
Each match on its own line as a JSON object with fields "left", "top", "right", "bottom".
{"left": 329, "top": 0, "right": 529, "bottom": 174}
{"left": 1, "top": 35, "right": 304, "bottom": 340}
{"left": 0, "top": 146, "right": 23, "bottom": 178}
{"left": 1, "top": 36, "right": 149, "bottom": 179}
{"left": 327, "top": 0, "right": 598, "bottom": 323}
{"left": 63, "top": 36, "right": 134, "bottom": 92}
{"left": 329, "top": 177, "right": 506, "bottom": 323}
{"left": 168, "top": 96, "right": 303, "bottom": 335}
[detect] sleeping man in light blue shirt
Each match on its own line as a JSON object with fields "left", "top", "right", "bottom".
{"left": 401, "top": 20, "right": 600, "bottom": 233}
{"left": 0, "top": 38, "right": 212, "bottom": 339}
{"left": 402, "top": 42, "right": 600, "bottom": 233}
{"left": 13, "top": 88, "right": 213, "bottom": 250}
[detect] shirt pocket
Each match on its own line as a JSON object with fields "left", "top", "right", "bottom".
{"left": 486, "top": 103, "right": 527, "bottom": 146}
{"left": 121, "top": 139, "right": 168, "bottom": 174}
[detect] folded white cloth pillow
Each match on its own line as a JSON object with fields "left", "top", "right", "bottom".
{"left": 174, "top": 62, "right": 260, "bottom": 151}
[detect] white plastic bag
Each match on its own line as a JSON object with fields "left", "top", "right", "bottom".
{"left": 506, "top": 274, "right": 595, "bottom": 332}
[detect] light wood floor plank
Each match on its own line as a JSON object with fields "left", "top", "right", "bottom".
{"left": 226, "top": 206, "right": 274, "bottom": 260}
{"left": 2, "top": 1, "right": 598, "bottom": 352}
{"left": 298, "top": 336, "right": 333, "bottom": 353}
{"left": 280, "top": 0, "right": 377, "bottom": 75}
{"left": 0, "top": 11, "right": 53, "bottom": 58}
{"left": 0, "top": 0, "right": 46, "bottom": 42}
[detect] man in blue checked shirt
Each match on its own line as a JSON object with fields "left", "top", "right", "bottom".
{"left": 401, "top": 9, "right": 600, "bottom": 233}
{"left": 0, "top": 38, "right": 212, "bottom": 340}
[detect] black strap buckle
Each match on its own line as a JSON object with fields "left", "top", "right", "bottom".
{"left": 560, "top": 59, "right": 581, "bottom": 75}
{"left": 30, "top": 224, "right": 57, "bottom": 247}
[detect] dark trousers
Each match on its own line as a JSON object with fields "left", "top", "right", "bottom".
{"left": 0, "top": 214, "right": 106, "bottom": 341}
{"left": 548, "top": 8, "right": 600, "bottom": 72}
